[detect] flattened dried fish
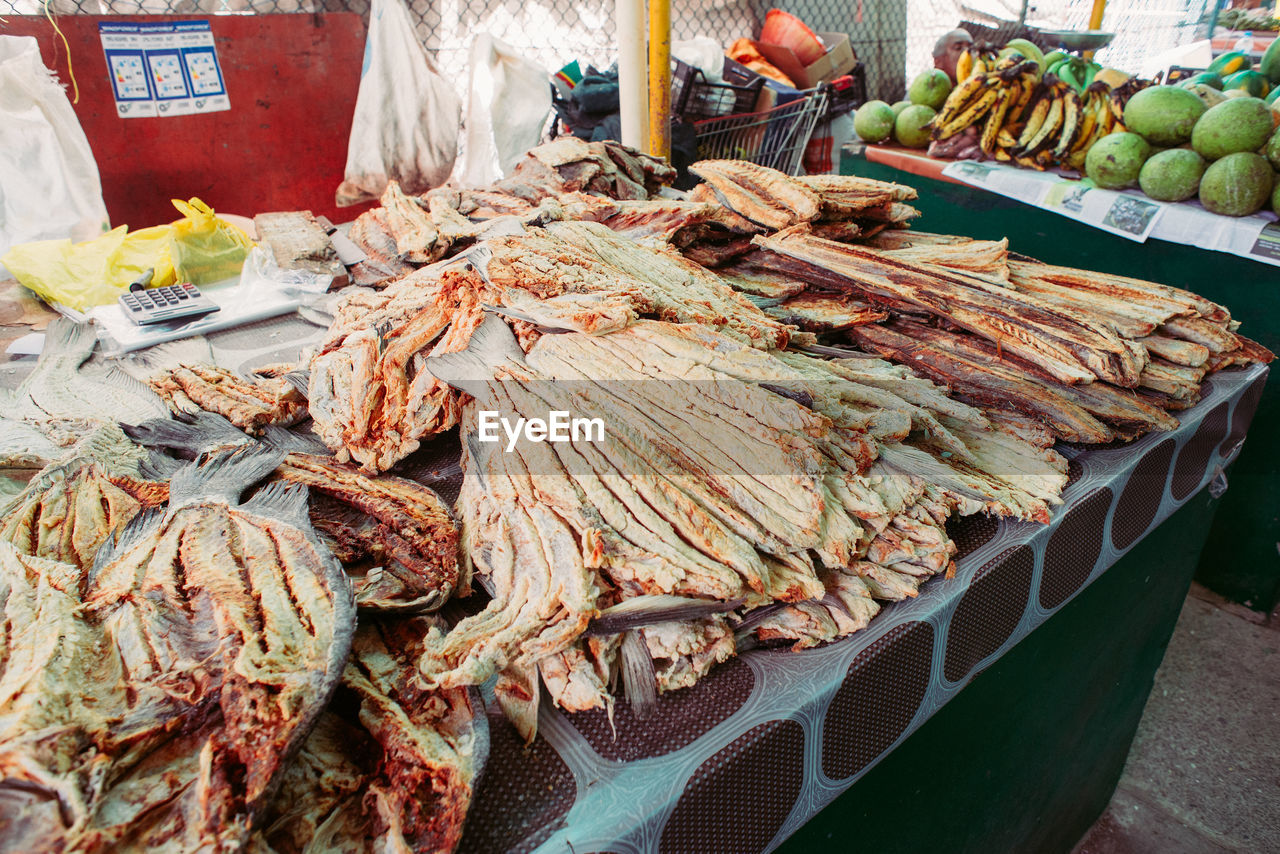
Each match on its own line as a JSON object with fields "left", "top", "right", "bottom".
{"left": 0, "top": 449, "right": 356, "bottom": 852}
{"left": 253, "top": 617, "right": 487, "bottom": 854}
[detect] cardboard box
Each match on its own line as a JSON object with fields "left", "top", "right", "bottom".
{"left": 754, "top": 32, "right": 856, "bottom": 89}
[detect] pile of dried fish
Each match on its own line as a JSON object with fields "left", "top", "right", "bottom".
{"left": 309, "top": 221, "right": 793, "bottom": 472}
{"left": 345, "top": 139, "right": 677, "bottom": 284}
{"left": 410, "top": 314, "right": 1065, "bottom": 739}
{"left": 0, "top": 450, "right": 356, "bottom": 851}
{"left": 0, "top": 145, "right": 1271, "bottom": 852}
{"left": 120, "top": 412, "right": 461, "bottom": 613}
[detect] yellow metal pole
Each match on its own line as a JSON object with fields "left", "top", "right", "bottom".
{"left": 648, "top": 0, "right": 671, "bottom": 160}
{"left": 1084, "top": 0, "right": 1107, "bottom": 61}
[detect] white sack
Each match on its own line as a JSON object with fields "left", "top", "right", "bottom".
{"left": 453, "top": 33, "right": 552, "bottom": 188}
{"left": 336, "top": 0, "right": 461, "bottom": 206}
{"left": 0, "top": 36, "right": 108, "bottom": 276}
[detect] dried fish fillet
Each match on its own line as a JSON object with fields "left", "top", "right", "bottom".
{"left": 253, "top": 617, "right": 487, "bottom": 854}
{"left": 0, "top": 449, "right": 356, "bottom": 852}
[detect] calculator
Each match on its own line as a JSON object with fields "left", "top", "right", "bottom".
{"left": 119, "top": 281, "right": 220, "bottom": 326}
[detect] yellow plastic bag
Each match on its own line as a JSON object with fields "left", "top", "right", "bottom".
{"left": 169, "top": 197, "right": 253, "bottom": 285}
{"left": 0, "top": 225, "right": 176, "bottom": 312}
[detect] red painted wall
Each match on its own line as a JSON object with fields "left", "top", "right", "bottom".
{"left": 1, "top": 13, "right": 374, "bottom": 227}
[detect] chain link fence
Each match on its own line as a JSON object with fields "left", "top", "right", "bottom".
{"left": 0, "top": 0, "right": 1221, "bottom": 101}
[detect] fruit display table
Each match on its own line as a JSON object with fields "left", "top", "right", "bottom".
{"left": 840, "top": 143, "right": 1280, "bottom": 616}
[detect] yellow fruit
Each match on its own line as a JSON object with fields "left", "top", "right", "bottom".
{"left": 1093, "top": 67, "right": 1131, "bottom": 88}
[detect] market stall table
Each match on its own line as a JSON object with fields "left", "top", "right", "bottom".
{"left": 0, "top": 292, "right": 1265, "bottom": 853}
{"left": 840, "top": 143, "right": 1280, "bottom": 616}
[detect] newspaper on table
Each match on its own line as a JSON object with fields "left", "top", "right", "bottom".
{"left": 942, "top": 160, "right": 1278, "bottom": 265}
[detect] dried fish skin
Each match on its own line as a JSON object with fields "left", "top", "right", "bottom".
{"left": 690, "top": 160, "right": 821, "bottom": 230}
{"left": 253, "top": 617, "right": 487, "bottom": 854}
{"left": 149, "top": 364, "right": 308, "bottom": 434}
{"left": 7, "top": 318, "right": 169, "bottom": 426}
{"left": 275, "top": 453, "right": 460, "bottom": 612}
{"left": 0, "top": 451, "right": 356, "bottom": 853}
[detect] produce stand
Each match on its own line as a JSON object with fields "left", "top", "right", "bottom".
{"left": 840, "top": 142, "right": 1280, "bottom": 614}
{"left": 0, "top": 287, "right": 1264, "bottom": 851}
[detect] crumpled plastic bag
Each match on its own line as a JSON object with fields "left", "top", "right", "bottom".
{"left": 169, "top": 197, "right": 252, "bottom": 285}
{"left": 1, "top": 196, "right": 252, "bottom": 311}
{"left": 1, "top": 225, "right": 175, "bottom": 312}
{"left": 0, "top": 35, "right": 109, "bottom": 277}
{"left": 453, "top": 34, "right": 552, "bottom": 188}
{"left": 336, "top": 0, "right": 461, "bottom": 205}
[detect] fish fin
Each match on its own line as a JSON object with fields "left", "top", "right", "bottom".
{"left": 116, "top": 335, "right": 215, "bottom": 380}
{"left": 281, "top": 370, "right": 310, "bottom": 398}
{"left": 420, "top": 313, "right": 523, "bottom": 396}
{"left": 260, "top": 424, "right": 330, "bottom": 456}
{"left": 122, "top": 411, "right": 255, "bottom": 456}
{"left": 40, "top": 318, "right": 97, "bottom": 367}
{"left": 90, "top": 506, "right": 165, "bottom": 578}
{"left": 586, "top": 595, "right": 744, "bottom": 636}
{"left": 240, "top": 480, "right": 312, "bottom": 529}
{"left": 140, "top": 450, "right": 183, "bottom": 480}
{"left": 96, "top": 366, "right": 170, "bottom": 419}
{"left": 168, "top": 445, "right": 285, "bottom": 510}
{"left": 620, "top": 630, "right": 657, "bottom": 721}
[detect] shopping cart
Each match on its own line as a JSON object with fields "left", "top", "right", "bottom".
{"left": 692, "top": 87, "right": 829, "bottom": 175}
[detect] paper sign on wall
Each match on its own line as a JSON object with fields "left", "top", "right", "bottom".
{"left": 99, "top": 21, "right": 229, "bottom": 118}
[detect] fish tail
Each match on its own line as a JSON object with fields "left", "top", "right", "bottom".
{"left": 122, "top": 411, "right": 254, "bottom": 457}
{"left": 41, "top": 318, "right": 97, "bottom": 366}
{"left": 421, "top": 313, "right": 523, "bottom": 397}
{"left": 240, "top": 479, "right": 312, "bottom": 530}
{"left": 168, "top": 445, "right": 284, "bottom": 510}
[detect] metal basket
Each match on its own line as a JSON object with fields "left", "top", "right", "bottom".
{"left": 692, "top": 88, "right": 829, "bottom": 175}
{"left": 672, "top": 59, "right": 765, "bottom": 122}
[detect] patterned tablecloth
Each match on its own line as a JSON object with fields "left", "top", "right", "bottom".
{"left": 0, "top": 293, "right": 1266, "bottom": 854}
{"left": 454, "top": 364, "right": 1268, "bottom": 854}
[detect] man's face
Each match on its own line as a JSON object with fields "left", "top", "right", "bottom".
{"left": 936, "top": 34, "right": 974, "bottom": 82}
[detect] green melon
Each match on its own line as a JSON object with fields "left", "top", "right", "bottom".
{"left": 1260, "top": 36, "right": 1280, "bottom": 84}
{"left": 854, "top": 101, "right": 896, "bottom": 143}
{"left": 1223, "top": 69, "right": 1271, "bottom": 98}
{"left": 908, "top": 70, "right": 952, "bottom": 110}
{"left": 1192, "top": 97, "right": 1274, "bottom": 159}
{"left": 1123, "top": 85, "right": 1207, "bottom": 146}
{"left": 1085, "top": 133, "right": 1153, "bottom": 189}
{"left": 895, "top": 105, "right": 937, "bottom": 148}
{"left": 1266, "top": 126, "right": 1280, "bottom": 171}
{"left": 1198, "top": 152, "right": 1274, "bottom": 216}
{"left": 1138, "top": 148, "right": 1206, "bottom": 201}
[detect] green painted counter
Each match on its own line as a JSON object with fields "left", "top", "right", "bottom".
{"left": 777, "top": 491, "right": 1221, "bottom": 853}
{"left": 840, "top": 147, "right": 1279, "bottom": 614}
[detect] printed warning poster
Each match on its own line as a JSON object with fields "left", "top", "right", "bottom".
{"left": 99, "top": 20, "right": 229, "bottom": 118}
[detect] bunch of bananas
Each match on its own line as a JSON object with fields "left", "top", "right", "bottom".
{"left": 930, "top": 54, "right": 1154, "bottom": 172}
{"left": 954, "top": 48, "right": 1000, "bottom": 83}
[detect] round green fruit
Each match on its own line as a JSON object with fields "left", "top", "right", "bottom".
{"left": 1266, "top": 126, "right": 1280, "bottom": 171}
{"left": 1085, "top": 132, "right": 1153, "bottom": 189}
{"left": 1192, "top": 97, "right": 1274, "bottom": 160}
{"left": 1262, "top": 36, "right": 1280, "bottom": 85}
{"left": 1181, "top": 71, "right": 1223, "bottom": 90}
{"left": 908, "top": 70, "right": 952, "bottom": 110}
{"left": 895, "top": 104, "right": 937, "bottom": 148}
{"left": 1199, "top": 152, "right": 1273, "bottom": 216}
{"left": 891, "top": 100, "right": 912, "bottom": 116}
{"left": 1138, "top": 148, "right": 1206, "bottom": 201}
{"left": 854, "top": 100, "right": 896, "bottom": 143}
{"left": 1123, "top": 85, "right": 1206, "bottom": 146}
{"left": 1223, "top": 69, "right": 1271, "bottom": 98}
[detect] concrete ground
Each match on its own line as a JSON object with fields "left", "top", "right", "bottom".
{"left": 1073, "top": 584, "right": 1280, "bottom": 854}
